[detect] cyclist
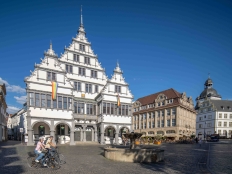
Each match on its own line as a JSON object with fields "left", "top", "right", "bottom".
{"left": 45, "top": 136, "right": 56, "bottom": 149}
{"left": 34, "top": 137, "right": 47, "bottom": 166}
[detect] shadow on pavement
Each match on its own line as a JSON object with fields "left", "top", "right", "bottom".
{"left": 0, "top": 141, "right": 26, "bottom": 174}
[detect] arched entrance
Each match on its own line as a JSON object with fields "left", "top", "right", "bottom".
{"left": 119, "top": 127, "right": 129, "bottom": 137}
{"left": 104, "top": 126, "right": 116, "bottom": 144}
{"left": 32, "top": 122, "right": 50, "bottom": 143}
{"left": 86, "top": 126, "right": 94, "bottom": 141}
{"left": 55, "top": 123, "right": 71, "bottom": 145}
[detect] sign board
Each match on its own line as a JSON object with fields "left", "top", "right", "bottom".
{"left": 25, "top": 136, "right": 28, "bottom": 143}
{"left": 20, "top": 128, "right": 23, "bottom": 133}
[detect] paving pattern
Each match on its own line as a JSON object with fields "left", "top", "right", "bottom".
{"left": 0, "top": 140, "right": 231, "bottom": 174}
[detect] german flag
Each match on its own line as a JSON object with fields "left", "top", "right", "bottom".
{"left": 52, "top": 81, "right": 58, "bottom": 100}
{"left": 117, "top": 93, "right": 121, "bottom": 107}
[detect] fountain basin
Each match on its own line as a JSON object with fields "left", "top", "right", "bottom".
{"left": 104, "top": 147, "right": 164, "bottom": 163}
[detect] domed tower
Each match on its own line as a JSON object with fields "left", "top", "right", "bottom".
{"left": 195, "top": 77, "right": 221, "bottom": 109}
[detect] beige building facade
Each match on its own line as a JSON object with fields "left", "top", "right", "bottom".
{"left": 132, "top": 88, "right": 196, "bottom": 140}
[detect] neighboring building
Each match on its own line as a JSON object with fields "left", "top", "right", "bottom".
{"left": 8, "top": 104, "right": 27, "bottom": 141}
{"left": 24, "top": 9, "right": 133, "bottom": 146}
{"left": 7, "top": 114, "right": 13, "bottom": 139}
{"left": 0, "top": 82, "right": 8, "bottom": 142}
{"left": 195, "top": 78, "right": 232, "bottom": 139}
{"left": 132, "top": 88, "right": 196, "bottom": 140}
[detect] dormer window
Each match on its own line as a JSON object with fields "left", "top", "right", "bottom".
{"left": 228, "top": 106, "right": 231, "bottom": 110}
{"left": 79, "top": 44, "right": 85, "bottom": 52}
{"left": 84, "top": 57, "right": 90, "bottom": 64}
{"left": 115, "top": 85, "right": 121, "bottom": 93}
{"left": 73, "top": 54, "right": 79, "bottom": 62}
{"left": 221, "top": 106, "right": 224, "bottom": 110}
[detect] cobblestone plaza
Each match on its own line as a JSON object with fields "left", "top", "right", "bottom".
{"left": 0, "top": 141, "right": 231, "bottom": 174}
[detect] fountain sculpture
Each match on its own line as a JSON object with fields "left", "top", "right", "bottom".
{"left": 104, "top": 132, "right": 164, "bottom": 163}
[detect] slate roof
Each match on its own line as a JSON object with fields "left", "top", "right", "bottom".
{"left": 211, "top": 100, "right": 232, "bottom": 112}
{"left": 136, "top": 88, "right": 181, "bottom": 106}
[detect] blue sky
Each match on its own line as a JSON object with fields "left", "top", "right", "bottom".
{"left": 0, "top": 0, "right": 232, "bottom": 114}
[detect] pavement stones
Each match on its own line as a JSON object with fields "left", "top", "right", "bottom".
{"left": 0, "top": 140, "right": 231, "bottom": 174}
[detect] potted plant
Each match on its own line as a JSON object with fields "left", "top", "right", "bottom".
{"left": 154, "top": 135, "right": 162, "bottom": 145}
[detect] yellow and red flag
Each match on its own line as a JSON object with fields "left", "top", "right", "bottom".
{"left": 52, "top": 81, "right": 58, "bottom": 100}
{"left": 117, "top": 93, "right": 121, "bottom": 107}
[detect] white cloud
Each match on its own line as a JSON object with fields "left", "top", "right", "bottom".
{"left": 7, "top": 85, "right": 26, "bottom": 93}
{"left": 7, "top": 106, "right": 20, "bottom": 114}
{"left": 0, "top": 77, "right": 25, "bottom": 94}
{"left": 0, "top": 77, "right": 9, "bottom": 85}
{"left": 14, "top": 96, "right": 27, "bottom": 104}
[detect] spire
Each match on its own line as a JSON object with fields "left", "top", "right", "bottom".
{"left": 80, "top": 5, "right": 83, "bottom": 27}
{"left": 114, "top": 60, "right": 122, "bottom": 73}
{"left": 208, "top": 73, "right": 210, "bottom": 79}
{"left": 78, "top": 5, "right": 85, "bottom": 34}
{"left": 50, "top": 40, "right": 52, "bottom": 50}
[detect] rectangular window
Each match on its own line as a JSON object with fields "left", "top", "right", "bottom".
{"left": 172, "top": 119, "right": 176, "bottom": 126}
{"left": 152, "top": 112, "right": 154, "bottom": 119}
{"left": 161, "top": 120, "right": 164, "bottom": 127}
{"left": 122, "top": 105, "right": 125, "bottom": 115}
{"left": 93, "top": 104, "right": 96, "bottom": 115}
{"left": 47, "top": 72, "right": 51, "bottom": 81}
{"left": 167, "top": 120, "right": 170, "bottom": 127}
{"left": 199, "top": 124, "right": 202, "bottom": 128}
{"left": 218, "top": 122, "right": 222, "bottom": 126}
{"left": 152, "top": 122, "right": 154, "bottom": 128}
{"left": 115, "top": 85, "right": 121, "bottom": 93}
{"left": 114, "top": 104, "right": 117, "bottom": 115}
{"left": 223, "top": 130, "right": 226, "bottom": 135}
{"left": 74, "top": 82, "right": 81, "bottom": 91}
{"left": 29, "top": 93, "right": 34, "bottom": 106}
{"left": 219, "top": 113, "right": 222, "bottom": 118}
{"left": 46, "top": 94, "right": 51, "bottom": 108}
{"left": 224, "top": 114, "right": 227, "bottom": 118}
{"left": 199, "top": 117, "right": 202, "bottom": 121}
{"left": 66, "top": 65, "right": 73, "bottom": 73}
{"left": 172, "top": 108, "right": 176, "bottom": 115}
{"left": 35, "top": 93, "right": 40, "bottom": 107}
{"left": 161, "top": 110, "right": 164, "bottom": 116}
{"left": 107, "top": 103, "right": 110, "bottom": 114}
{"left": 229, "top": 122, "right": 232, "bottom": 127}
{"left": 73, "top": 54, "right": 79, "bottom": 62}
{"left": 84, "top": 57, "right": 90, "bottom": 64}
{"left": 95, "top": 85, "right": 98, "bottom": 93}
{"left": 58, "top": 96, "right": 62, "bottom": 109}
{"left": 218, "top": 130, "right": 221, "bottom": 135}
{"left": 85, "top": 84, "right": 92, "bottom": 93}
{"left": 87, "top": 104, "right": 93, "bottom": 115}
{"left": 144, "top": 123, "right": 146, "bottom": 129}
{"left": 68, "top": 98, "right": 72, "bottom": 110}
{"left": 91, "top": 70, "right": 97, "bottom": 78}
{"left": 230, "top": 114, "right": 232, "bottom": 119}
{"left": 52, "top": 72, "right": 56, "bottom": 81}
{"left": 158, "top": 111, "right": 160, "bottom": 117}
{"left": 208, "top": 115, "right": 212, "bottom": 119}
{"left": 207, "top": 123, "right": 211, "bottom": 127}
{"left": 41, "top": 94, "right": 46, "bottom": 108}
{"left": 74, "top": 102, "right": 77, "bottom": 113}
{"left": 110, "top": 104, "right": 114, "bottom": 115}
{"left": 224, "top": 122, "right": 227, "bottom": 127}
{"left": 78, "top": 103, "right": 84, "bottom": 114}
{"left": 103, "top": 103, "right": 106, "bottom": 114}
{"left": 167, "top": 109, "right": 170, "bottom": 116}
{"left": 53, "top": 99, "right": 57, "bottom": 109}
{"left": 143, "top": 114, "right": 146, "bottom": 120}
{"left": 79, "top": 44, "right": 85, "bottom": 51}
{"left": 79, "top": 67, "right": 85, "bottom": 76}
{"left": 63, "top": 97, "right": 67, "bottom": 109}
{"left": 125, "top": 105, "right": 128, "bottom": 115}
{"left": 157, "top": 121, "right": 160, "bottom": 127}
{"left": 118, "top": 105, "right": 121, "bottom": 115}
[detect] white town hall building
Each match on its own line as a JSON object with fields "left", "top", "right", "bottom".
{"left": 24, "top": 10, "right": 133, "bottom": 145}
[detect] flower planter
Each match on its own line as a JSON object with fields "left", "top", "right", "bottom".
{"left": 135, "top": 141, "right": 140, "bottom": 145}
{"left": 154, "top": 141, "right": 161, "bottom": 145}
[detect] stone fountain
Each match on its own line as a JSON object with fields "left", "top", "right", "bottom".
{"left": 104, "top": 132, "right": 164, "bottom": 163}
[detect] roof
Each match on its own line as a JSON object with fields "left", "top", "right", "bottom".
{"left": 136, "top": 88, "right": 181, "bottom": 106}
{"left": 211, "top": 100, "right": 232, "bottom": 112}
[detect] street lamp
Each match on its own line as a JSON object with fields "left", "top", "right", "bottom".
{"left": 204, "top": 122, "right": 206, "bottom": 141}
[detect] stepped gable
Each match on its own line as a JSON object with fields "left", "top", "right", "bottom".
{"left": 137, "top": 88, "right": 181, "bottom": 106}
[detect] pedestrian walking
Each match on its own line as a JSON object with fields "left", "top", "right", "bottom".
{"left": 199, "top": 138, "right": 202, "bottom": 147}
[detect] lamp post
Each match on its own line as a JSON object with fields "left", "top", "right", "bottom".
{"left": 204, "top": 122, "right": 206, "bottom": 141}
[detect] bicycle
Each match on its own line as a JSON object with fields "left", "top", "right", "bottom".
{"left": 53, "top": 147, "right": 66, "bottom": 165}
{"left": 27, "top": 150, "right": 60, "bottom": 170}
